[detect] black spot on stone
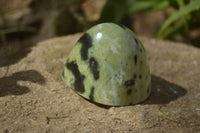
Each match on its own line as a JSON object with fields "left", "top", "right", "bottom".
{"left": 89, "top": 57, "right": 99, "bottom": 80}
{"left": 124, "top": 79, "right": 135, "bottom": 87}
{"left": 79, "top": 33, "right": 93, "bottom": 60}
{"left": 135, "top": 38, "right": 138, "bottom": 45}
{"left": 66, "top": 61, "right": 85, "bottom": 93}
{"left": 127, "top": 89, "right": 132, "bottom": 95}
{"left": 147, "top": 85, "right": 151, "bottom": 94}
{"left": 129, "top": 102, "right": 133, "bottom": 105}
{"left": 134, "top": 55, "right": 137, "bottom": 65}
{"left": 69, "top": 78, "right": 74, "bottom": 83}
{"left": 139, "top": 74, "right": 142, "bottom": 79}
{"left": 89, "top": 87, "right": 95, "bottom": 101}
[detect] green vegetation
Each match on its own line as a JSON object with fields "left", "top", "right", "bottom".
{"left": 67, "top": 0, "right": 200, "bottom": 46}
{"left": 1, "top": 0, "right": 200, "bottom": 45}
{"left": 99, "top": 0, "right": 200, "bottom": 40}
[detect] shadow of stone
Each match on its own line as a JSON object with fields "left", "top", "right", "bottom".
{"left": 84, "top": 74, "right": 187, "bottom": 108}
{"left": 84, "top": 98, "right": 111, "bottom": 109}
{"left": 0, "top": 70, "right": 45, "bottom": 97}
{"left": 143, "top": 75, "right": 187, "bottom": 105}
{"left": 68, "top": 74, "right": 187, "bottom": 108}
{"left": 0, "top": 48, "right": 31, "bottom": 67}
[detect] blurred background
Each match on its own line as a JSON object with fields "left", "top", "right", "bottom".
{"left": 0, "top": 0, "right": 200, "bottom": 57}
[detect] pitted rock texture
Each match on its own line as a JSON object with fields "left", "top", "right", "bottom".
{"left": 0, "top": 33, "right": 200, "bottom": 133}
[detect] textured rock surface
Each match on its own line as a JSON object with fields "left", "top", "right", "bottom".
{"left": 0, "top": 33, "right": 200, "bottom": 132}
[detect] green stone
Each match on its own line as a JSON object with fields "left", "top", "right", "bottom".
{"left": 62, "top": 23, "right": 151, "bottom": 106}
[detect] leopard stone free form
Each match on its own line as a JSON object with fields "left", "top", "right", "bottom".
{"left": 62, "top": 23, "right": 151, "bottom": 106}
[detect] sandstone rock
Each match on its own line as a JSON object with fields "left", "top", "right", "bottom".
{"left": 0, "top": 33, "right": 200, "bottom": 132}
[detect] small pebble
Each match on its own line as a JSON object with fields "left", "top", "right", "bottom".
{"left": 151, "top": 39, "right": 156, "bottom": 44}
{"left": 195, "top": 93, "right": 200, "bottom": 99}
{"left": 193, "top": 60, "right": 197, "bottom": 65}
{"left": 169, "top": 86, "right": 177, "bottom": 94}
{"left": 196, "top": 108, "right": 200, "bottom": 111}
{"left": 157, "top": 88, "right": 161, "bottom": 92}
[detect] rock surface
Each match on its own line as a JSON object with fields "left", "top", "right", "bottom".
{"left": 0, "top": 33, "right": 200, "bottom": 133}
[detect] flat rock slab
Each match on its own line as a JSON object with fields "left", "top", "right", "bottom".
{"left": 0, "top": 33, "right": 200, "bottom": 133}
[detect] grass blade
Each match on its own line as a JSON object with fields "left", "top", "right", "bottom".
{"left": 128, "top": 0, "right": 170, "bottom": 13}
{"left": 157, "top": 0, "right": 200, "bottom": 38}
